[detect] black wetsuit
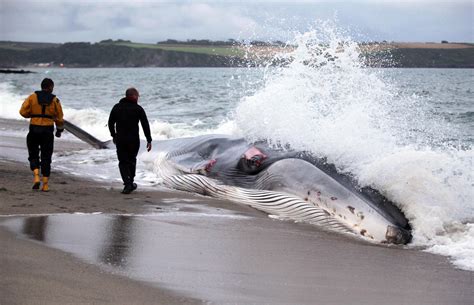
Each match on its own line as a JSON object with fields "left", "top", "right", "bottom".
{"left": 108, "top": 98, "right": 152, "bottom": 187}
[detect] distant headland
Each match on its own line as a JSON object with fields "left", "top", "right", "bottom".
{"left": 0, "top": 69, "right": 35, "bottom": 74}
{"left": 0, "top": 39, "right": 472, "bottom": 68}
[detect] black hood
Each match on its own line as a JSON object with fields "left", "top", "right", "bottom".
{"left": 35, "top": 90, "right": 56, "bottom": 106}
{"left": 119, "top": 97, "right": 135, "bottom": 104}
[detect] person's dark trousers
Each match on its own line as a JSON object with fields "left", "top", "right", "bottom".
{"left": 116, "top": 138, "right": 140, "bottom": 186}
{"left": 26, "top": 126, "right": 54, "bottom": 177}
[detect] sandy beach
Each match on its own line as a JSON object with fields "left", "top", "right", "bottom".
{"left": 1, "top": 118, "right": 473, "bottom": 305}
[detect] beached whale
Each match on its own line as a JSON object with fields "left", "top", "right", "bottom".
{"left": 64, "top": 120, "right": 412, "bottom": 244}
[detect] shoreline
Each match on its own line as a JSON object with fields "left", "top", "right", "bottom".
{"left": 0, "top": 117, "right": 265, "bottom": 304}
{"left": 1, "top": 117, "right": 473, "bottom": 304}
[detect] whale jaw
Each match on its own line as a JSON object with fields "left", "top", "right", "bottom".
{"left": 385, "top": 225, "right": 412, "bottom": 244}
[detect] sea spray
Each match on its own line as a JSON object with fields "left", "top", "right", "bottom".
{"left": 234, "top": 21, "right": 473, "bottom": 270}
{"left": 0, "top": 82, "right": 29, "bottom": 120}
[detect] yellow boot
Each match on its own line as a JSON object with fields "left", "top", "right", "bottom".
{"left": 32, "top": 169, "right": 40, "bottom": 190}
{"left": 41, "top": 177, "right": 49, "bottom": 192}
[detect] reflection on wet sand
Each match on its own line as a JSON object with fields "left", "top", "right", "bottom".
{"left": 22, "top": 216, "right": 48, "bottom": 241}
{"left": 2, "top": 213, "right": 472, "bottom": 305}
{"left": 99, "top": 215, "right": 134, "bottom": 267}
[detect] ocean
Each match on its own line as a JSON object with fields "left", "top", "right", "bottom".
{"left": 0, "top": 31, "right": 473, "bottom": 272}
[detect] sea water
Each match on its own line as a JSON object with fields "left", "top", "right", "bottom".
{"left": 0, "top": 28, "right": 472, "bottom": 271}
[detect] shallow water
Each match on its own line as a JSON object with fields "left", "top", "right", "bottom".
{"left": 2, "top": 212, "right": 472, "bottom": 304}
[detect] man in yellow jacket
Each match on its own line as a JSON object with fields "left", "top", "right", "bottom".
{"left": 19, "top": 78, "right": 64, "bottom": 191}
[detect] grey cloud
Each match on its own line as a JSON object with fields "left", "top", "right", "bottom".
{"left": 0, "top": 0, "right": 472, "bottom": 43}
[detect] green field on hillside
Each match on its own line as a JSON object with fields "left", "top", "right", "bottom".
{"left": 100, "top": 42, "right": 245, "bottom": 57}
{"left": 0, "top": 41, "right": 244, "bottom": 57}
{"left": 0, "top": 41, "right": 60, "bottom": 51}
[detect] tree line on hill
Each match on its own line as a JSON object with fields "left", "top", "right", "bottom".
{"left": 155, "top": 39, "right": 287, "bottom": 46}
{"left": 97, "top": 38, "right": 288, "bottom": 46}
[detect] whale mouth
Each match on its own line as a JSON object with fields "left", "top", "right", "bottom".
{"left": 385, "top": 225, "right": 412, "bottom": 245}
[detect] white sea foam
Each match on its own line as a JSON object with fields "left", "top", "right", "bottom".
{"left": 0, "top": 82, "right": 29, "bottom": 120}
{"left": 0, "top": 81, "right": 200, "bottom": 142}
{"left": 65, "top": 108, "right": 201, "bottom": 142}
{"left": 234, "top": 21, "right": 474, "bottom": 270}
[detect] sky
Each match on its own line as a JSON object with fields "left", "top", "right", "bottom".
{"left": 1, "top": 0, "right": 473, "bottom": 43}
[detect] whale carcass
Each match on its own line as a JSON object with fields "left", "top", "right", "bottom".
{"left": 64, "top": 121, "right": 412, "bottom": 244}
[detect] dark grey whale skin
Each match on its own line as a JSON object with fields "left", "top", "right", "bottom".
{"left": 151, "top": 134, "right": 410, "bottom": 233}
{"left": 63, "top": 122, "right": 411, "bottom": 243}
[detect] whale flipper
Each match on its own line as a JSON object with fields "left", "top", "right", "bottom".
{"left": 63, "top": 120, "right": 111, "bottom": 149}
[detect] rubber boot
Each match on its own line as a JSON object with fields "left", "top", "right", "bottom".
{"left": 32, "top": 168, "right": 40, "bottom": 190}
{"left": 41, "top": 177, "right": 49, "bottom": 192}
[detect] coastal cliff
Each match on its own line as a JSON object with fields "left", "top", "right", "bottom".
{"left": 1, "top": 40, "right": 472, "bottom": 68}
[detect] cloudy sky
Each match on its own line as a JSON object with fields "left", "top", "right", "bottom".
{"left": 1, "top": 0, "right": 472, "bottom": 43}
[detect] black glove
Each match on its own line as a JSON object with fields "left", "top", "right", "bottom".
{"left": 55, "top": 129, "right": 63, "bottom": 138}
{"left": 112, "top": 136, "right": 116, "bottom": 144}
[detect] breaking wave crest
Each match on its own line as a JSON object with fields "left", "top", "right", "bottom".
{"left": 234, "top": 21, "right": 474, "bottom": 270}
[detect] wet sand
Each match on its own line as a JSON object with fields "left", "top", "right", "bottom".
{"left": 0, "top": 225, "right": 203, "bottom": 305}
{"left": 1, "top": 118, "right": 473, "bottom": 305}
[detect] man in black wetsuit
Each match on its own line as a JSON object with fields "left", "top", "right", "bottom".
{"left": 108, "top": 87, "right": 152, "bottom": 194}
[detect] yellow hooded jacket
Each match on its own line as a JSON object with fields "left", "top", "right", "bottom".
{"left": 19, "top": 91, "right": 64, "bottom": 130}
